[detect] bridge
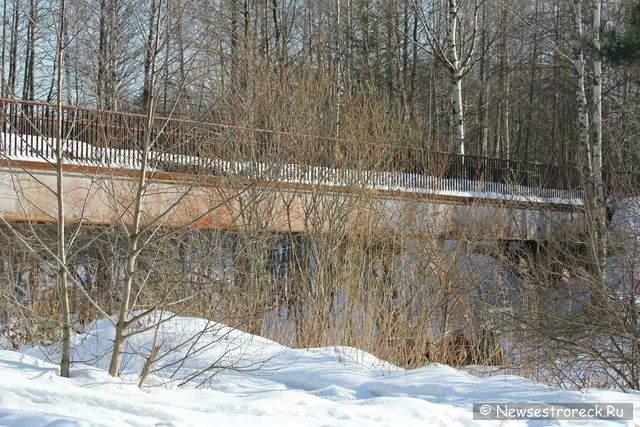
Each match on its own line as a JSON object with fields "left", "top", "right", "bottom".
{"left": 0, "top": 98, "right": 583, "bottom": 240}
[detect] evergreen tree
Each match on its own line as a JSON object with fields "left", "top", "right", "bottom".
{"left": 601, "top": 1, "right": 640, "bottom": 66}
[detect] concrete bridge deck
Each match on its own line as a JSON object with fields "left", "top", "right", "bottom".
{"left": 0, "top": 98, "right": 584, "bottom": 240}
{"left": 0, "top": 158, "right": 583, "bottom": 240}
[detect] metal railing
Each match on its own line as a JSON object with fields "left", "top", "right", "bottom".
{"left": 0, "top": 98, "right": 583, "bottom": 201}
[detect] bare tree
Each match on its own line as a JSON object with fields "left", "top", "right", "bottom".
{"left": 571, "top": 0, "right": 606, "bottom": 283}
{"left": 107, "top": 0, "right": 163, "bottom": 376}
{"left": 53, "top": 0, "right": 72, "bottom": 378}
{"left": 415, "top": 0, "right": 481, "bottom": 155}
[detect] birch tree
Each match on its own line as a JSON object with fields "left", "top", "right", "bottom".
{"left": 415, "top": 0, "right": 481, "bottom": 155}
{"left": 572, "top": 0, "right": 589, "bottom": 166}
{"left": 571, "top": 0, "right": 606, "bottom": 282}
{"left": 591, "top": 0, "right": 606, "bottom": 281}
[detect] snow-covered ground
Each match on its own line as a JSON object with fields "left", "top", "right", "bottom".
{"left": 0, "top": 314, "right": 637, "bottom": 426}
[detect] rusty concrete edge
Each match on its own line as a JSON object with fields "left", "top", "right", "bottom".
{"left": 0, "top": 158, "right": 584, "bottom": 214}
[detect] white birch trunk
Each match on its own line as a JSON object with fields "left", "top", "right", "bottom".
{"left": 416, "top": 0, "right": 478, "bottom": 155}
{"left": 448, "top": 0, "right": 465, "bottom": 155}
{"left": 451, "top": 73, "right": 464, "bottom": 155}
{"left": 591, "top": 0, "right": 607, "bottom": 279}
{"left": 592, "top": 0, "right": 603, "bottom": 195}
{"left": 572, "top": 0, "right": 590, "bottom": 161}
{"left": 572, "top": 0, "right": 607, "bottom": 284}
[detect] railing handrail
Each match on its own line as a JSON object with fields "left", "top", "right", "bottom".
{"left": 0, "top": 97, "right": 565, "bottom": 162}
{"left": 0, "top": 97, "right": 581, "bottom": 196}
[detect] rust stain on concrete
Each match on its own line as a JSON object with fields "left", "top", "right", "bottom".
{"left": 0, "top": 162, "right": 584, "bottom": 239}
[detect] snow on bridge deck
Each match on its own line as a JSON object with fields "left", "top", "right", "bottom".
{"left": 0, "top": 131, "right": 583, "bottom": 240}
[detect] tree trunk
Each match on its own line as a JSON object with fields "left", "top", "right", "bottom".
{"left": 499, "top": 6, "right": 510, "bottom": 159}
{"left": 335, "top": 0, "right": 344, "bottom": 138}
{"left": 478, "top": 2, "right": 488, "bottom": 156}
{"left": 108, "top": 0, "right": 162, "bottom": 377}
{"left": 55, "top": 0, "right": 72, "bottom": 378}
{"left": 142, "top": 0, "right": 158, "bottom": 111}
{"left": 591, "top": 0, "right": 606, "bottom": 283}
{"left": 448, "top": 0, "right": 465, "bottom": 155}
{"left": 23, "top": 0, "right": 37, "bottom": 101}
{"left": 522, "top": 0, "right": 540, "bottom": 163}
{"left": 451, "top": 73, "right": 465, "bottom": 155}
{"left": 8, "top": 0, "right": 19, "bottom": 97}
{"left": 572, "top": 0, "right": 606, "bottom": 284}
{"left": 1, "top": 0, "right": 8, "bottom": 98}
{"left": 572, "top": 0, "right": 589, "bottom": 163}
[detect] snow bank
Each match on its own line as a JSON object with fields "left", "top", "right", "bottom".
{"left": 1, "top": 313, "right": 637, "bottom": 426}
